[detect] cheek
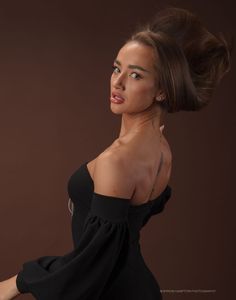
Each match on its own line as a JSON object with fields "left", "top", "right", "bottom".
{"left": 129, "top": 82, "right": 155, "bottom": 100}
{"left": 127, "top": 85, "right": 155, "bottom": 112}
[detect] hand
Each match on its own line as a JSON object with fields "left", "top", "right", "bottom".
{"left": 0, "top": 275, "right": 21, "bottom": 300}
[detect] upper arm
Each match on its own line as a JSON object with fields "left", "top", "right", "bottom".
{"left": 93, "top": 153, "right": 136, "bottom": 200}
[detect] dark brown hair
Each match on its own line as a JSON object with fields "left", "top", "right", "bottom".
{"left": 125, "top": 6, "right": 233, "bottom": 113}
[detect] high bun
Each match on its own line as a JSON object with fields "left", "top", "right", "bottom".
{"left": 124, "top": 6, "right": 233, "bottom": 113}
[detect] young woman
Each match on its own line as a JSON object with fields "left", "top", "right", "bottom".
{"left": 0, "top": 6, "right": 231, "bottom": 300}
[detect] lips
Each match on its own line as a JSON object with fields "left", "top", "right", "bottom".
{"left": 111, "top": 92, "right": 125, "bottom": 101}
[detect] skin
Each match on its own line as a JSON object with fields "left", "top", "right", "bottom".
{"left": 93, "top": 41, "right": 171, "bottom": 203}
{"left": 110, "top": 41, "right": 166, "bottom": 137}
{"left": 0, "top": 275, "right": 20, "bottom": 300}
{"left": 0, "top": 42, "right": 170, "bottom": 299}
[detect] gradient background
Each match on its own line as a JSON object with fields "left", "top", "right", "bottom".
{"left": 0, "top": 0, "right": 235, "bottom": 299}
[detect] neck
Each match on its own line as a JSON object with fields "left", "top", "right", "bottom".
{"left": 118, "top": 105, "right": 165, "bottom": 140}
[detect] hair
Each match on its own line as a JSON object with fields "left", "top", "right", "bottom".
{"left": 124, "top": 6, "right": 233, "bottom": 113}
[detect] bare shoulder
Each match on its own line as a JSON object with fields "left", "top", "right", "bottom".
{"left": 93, "top": 150, "right": 136, "bottom": 200}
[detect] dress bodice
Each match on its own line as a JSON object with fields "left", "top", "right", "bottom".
{"left": 67, "top": 161, "right": 172, "bottom": 247}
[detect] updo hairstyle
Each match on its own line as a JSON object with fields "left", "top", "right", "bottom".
{"left": 125, "top": 6, "right": 233, "bottom": 112}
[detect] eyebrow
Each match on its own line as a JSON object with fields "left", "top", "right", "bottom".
{"left": 114, "top": 59, "right": 150, "bottom": 73}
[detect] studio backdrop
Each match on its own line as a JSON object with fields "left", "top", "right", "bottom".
{"left": 0, "top": 0, "right": 235, "bottom": 299}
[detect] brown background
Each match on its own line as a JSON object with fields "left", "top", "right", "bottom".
{"left": 0, "top": 0, "right": 235, "bottom": 299}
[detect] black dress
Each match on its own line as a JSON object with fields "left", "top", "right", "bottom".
{"left": 16, "top": 161, "right": 172, "bottom": 300}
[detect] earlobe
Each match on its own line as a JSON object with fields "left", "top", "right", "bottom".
{"left": 155, "top": 89, "right": 166, "bottom": 101}
{"left": 155, "top": 94, "right": 166, "bottom": 101}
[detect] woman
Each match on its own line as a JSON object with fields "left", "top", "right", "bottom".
{"left": 0, "top": 6, "right": 231, "bottom": 300}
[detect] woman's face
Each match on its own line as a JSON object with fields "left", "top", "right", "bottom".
{"left": 110, "top": 41, "right": 162, "bottom": 114}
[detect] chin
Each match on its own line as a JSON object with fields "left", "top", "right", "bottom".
{"left": 110, "top": 103, "right": 125, "bottom": 115}
{"left": 110, "top": 107, "right": 123, "bottom": 115}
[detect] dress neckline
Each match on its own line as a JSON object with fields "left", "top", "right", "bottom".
{"left": 83, "top": 161, "right": 169, "bottom": 209}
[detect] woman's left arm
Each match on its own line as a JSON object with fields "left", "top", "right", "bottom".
{"left": 0, "top": 275, "right": 21, "bottom": 300}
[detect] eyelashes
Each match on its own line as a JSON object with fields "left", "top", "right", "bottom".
{"left": 111, "top": 65, "right": 118, "bottom": 71}
{"left": 111, "top": 65, "right": 142, "bottom": 80}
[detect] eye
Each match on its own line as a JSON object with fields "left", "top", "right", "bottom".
{"left": 112, "top": 65, "right": 120, "bottom": 74}
{"left": 130, "top": 72, "right": 142, "bottom": 80}
{"left": 111, "top": 65, "right": 142, "bottom": 80}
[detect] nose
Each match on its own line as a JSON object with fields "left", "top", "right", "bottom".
{"left": 112, "top": 73, "right": 125, "bottom": 90}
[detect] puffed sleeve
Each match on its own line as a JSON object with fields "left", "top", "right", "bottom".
{"left": 16, "top": 193, "right": 131, "bottom": 300}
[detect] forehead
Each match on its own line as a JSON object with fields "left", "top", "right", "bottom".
{"left": 116, "top": 42, "right": 156, "bottom": 69}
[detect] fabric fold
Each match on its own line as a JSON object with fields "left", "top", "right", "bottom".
{"left": 16, "top": 193, "right": 131, "bottom": 300}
